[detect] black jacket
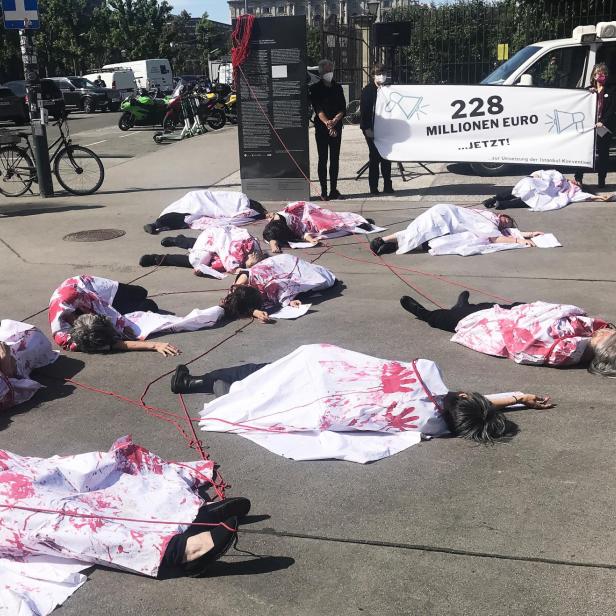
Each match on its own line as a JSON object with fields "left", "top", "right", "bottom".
{"left": 596, "top": 85, "right": 616, "bottom": 132}
{"left": 360, "top": 82, "right": 378, "bottom": 131}
{"left": 309, "top": 80, "right": 346, "bottom": 130}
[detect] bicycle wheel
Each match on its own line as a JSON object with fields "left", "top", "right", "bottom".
{"left": 54, "top": 145, "right": 105, "bottom": 195}
{"left": 0, "top": 145, "right": 35, "bottom": 197}
{"left": 344, "top": 100, "right": 361, "bottom": 125}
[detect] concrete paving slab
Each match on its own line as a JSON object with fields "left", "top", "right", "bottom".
{"left": 1, "top": 127, "right": 616, "bottom": 615}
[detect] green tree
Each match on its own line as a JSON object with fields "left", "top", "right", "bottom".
{"left": 107, "top": 0, "right": 173, "bottom": 62}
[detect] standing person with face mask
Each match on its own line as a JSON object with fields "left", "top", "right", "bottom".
{"left": 575, "top": 63, "right": 616, "bottom": 189}
{"left": 360, "top": 63, "right": 394, "bottom": 195}
{"left": 309, "top": 59, "right": 347, "bottom": 200}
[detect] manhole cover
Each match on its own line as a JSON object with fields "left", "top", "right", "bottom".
{"left": 63, "top": 229, "right": 126, "bottom": 242}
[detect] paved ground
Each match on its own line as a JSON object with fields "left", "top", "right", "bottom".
{"left": 0, "top": 110, "right": 237, "bottom": 171}
{"left": 1, "top": 124, "right": 616, "bottom": 616}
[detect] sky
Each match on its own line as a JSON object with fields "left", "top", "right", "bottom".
{"left": 171, "top": 0, "right": 231, "bottom": 23}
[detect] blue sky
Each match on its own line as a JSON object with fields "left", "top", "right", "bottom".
{"left": 171, "top": 0, "right": 231, "bottom": 23}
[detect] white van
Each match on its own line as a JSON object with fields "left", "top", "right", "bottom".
{"left": 103, "top": 59, "right": 173, "bottom": 93}
{"left": 83, "top": 68, "right": 136, "bottom": 99}
{"left": 474, "top": 22, "right": 616, "bottom": 174}
{"left": 482, "top": 23, "right": 616, "bottom": 88}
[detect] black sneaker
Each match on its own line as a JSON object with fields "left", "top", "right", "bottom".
{"left": 383, "top": 185, "right": 395, "bottom": 194}
{"left": 139, "top": 254, "right": 162, "bottom": 267}
{"left": 370, "top": 237, "right": 384, "bottom": 253}
{"left": 369, "top": 188, "right": 380, "bottom": 195}
{"left": 400, "top": 295, "right": 427, "bottom": 317}
{"left": 329, "top": 189, "right": 343, "bottom": 200}
{"left": 376, "top": 242, "right": 396, "bottom": 255}
{"left": 161, "top": 236, "right": 179, "bottom": 247}
{"left": 143, "top": 223, "right": 158, "bottom": 235}
{"left": 482, "top": 197, "right": 497, "bottom": 208}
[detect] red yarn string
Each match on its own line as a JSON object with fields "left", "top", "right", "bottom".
{"left": 0, "top": 503, "right": 238, "bottom": 533}
{"left": 231, "top": 15, "right": 255, "bottom": 85}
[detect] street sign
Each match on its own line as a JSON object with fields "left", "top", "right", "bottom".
{"left": 2, "top": 0, "right": 40, "bottom": 30}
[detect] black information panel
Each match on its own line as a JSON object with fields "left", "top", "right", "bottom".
{"left": 236, "top": 16, "right": 310, "bottom": 202}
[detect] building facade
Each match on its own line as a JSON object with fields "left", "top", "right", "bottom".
{"left": 227, "top": 0, "right": 414, "bottom": 26}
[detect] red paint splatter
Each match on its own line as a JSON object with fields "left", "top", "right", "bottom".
{"left": 0, "top": 473, "right": 35, "bottom": 499}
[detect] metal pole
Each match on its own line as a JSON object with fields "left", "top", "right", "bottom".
{"left": 20, "top": 29, "right": 54, "bottom": 197}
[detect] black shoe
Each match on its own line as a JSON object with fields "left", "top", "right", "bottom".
{"left": 182, "top": 516, "right": 238, "bottom": 577}
{"left": 598, "top": 175, "right": 607, "bottom": 189}
{"left": 202, "top": 498, "right": 251, "bottom": 523}
{"left": 320, "top": 192, "right": 329, "bottom": 201}
{"left": 329, "top": 189, "right": 342, "bottom": 200}
{"left": 161, "top": 235, "right": 183, "bottom": 247}
{"left": 376, "top": 241, "right": 396, "bottom": 255}
{"left": 370, "top": 237, "right": 384, "bottom": 253}
{"left": 455, "top": 290, "right": 470, "bottom": 307}
{"left": 139, "top": 254, "right": 163, "bottom": 267}
{"left": 400, "top": 295, "right": 428, "bottom": 318}
{"left": 171, "top": 364, "right": 190, "bottom": 394}
{"left": 369, "top": 188, "right": 380, "bottom": 195}
{"left": 143, "top": 223, "right": 158, "bottom": 235}
{"left": 383, "top": 184, "right": 395, "bottom": 194}
{"left": 171, "top": 365, "right": 213, "bottom": 394}
{"left": 482, "top": 197, "right": 497, "bottom": 208}
{"left": 357, "top": 222, "right": 372, "bottom": 231}
{"left": 366, "top": 218, "right": 375, "bottom": 225}
{"left": 493, "top": 200, "right": 505, "bottom": 210}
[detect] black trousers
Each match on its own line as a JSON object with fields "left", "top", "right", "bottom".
{"left": 315, "top": 128, "right": 342, "bottom": 194}
{"left": 417, "top": 301, "right": 522, "bottom": 333}
{"left": 146, "top": 236, "right": 197, "bottom": 269}
{"left": 154, "top": 212, "right": 190, "bottom": 232}
{"left": 157, "top": 254, "right": 192, "bottom": 268}
{"left": 494, "top": 191, "right": 527, "bottom": 209}
{"left": 111, "top": 283, "right": 150, "bottom": 314}
{"left": 364, "top": 135, "right": 392, "bottom": 192}
{"left": 193, "top": 363, "right": 268, "bottom": 396}
{"left": 575, "top": 133, "right": 611, "bottom": 183}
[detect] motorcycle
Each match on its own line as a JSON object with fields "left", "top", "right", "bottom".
{"left": 212, "top": 82, "right": 237, "bottom": 125}
{"left": 118, "top": 90, "right": 172, "bottom": 131}
{"left": 164, "top": 83, "right": 226, "bottom": 132}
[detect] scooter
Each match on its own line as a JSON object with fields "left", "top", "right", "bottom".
{"left": 118, "top": 90, "right": 171, "bottom": 131}
{"left": 153, "top": 88, "right": 207, "bottom": 144}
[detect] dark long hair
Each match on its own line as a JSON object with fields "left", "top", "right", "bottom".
{"left": 263, "top": 216, "right": 296, "bottom": 244}
{"left": 249, "top": 199, "right": 267, "bottom": 218}
{"left": 220, "top": 285, "right": 263, "bottom": 319}
{"left": 70, "top": 313, "right": 122, "bottom": 353}
{"left": 442, "top": 391, "right": 518, "bottom": 442}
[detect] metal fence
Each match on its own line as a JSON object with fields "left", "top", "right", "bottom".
{"left": 320, "top": 0, "right": 616, "bottom": 94}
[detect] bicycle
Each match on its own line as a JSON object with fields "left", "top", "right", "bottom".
{"left": 0, "top": 115, "right": 105, "bottom": 197}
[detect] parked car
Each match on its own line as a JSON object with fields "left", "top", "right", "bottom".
{"left": 49, "top": 76, "right": 120, "bottom": 113}
{"left": 0, "top": 85, "right": 28, "bottom": 125}
{"left": 83, "top": 68, "right": 136, "bottom": 102}
{"left": 2, "top": 79, "right": 66, "bottom": 120}
{"left": 475, "top": 21, "right": 616, "bottom": 175}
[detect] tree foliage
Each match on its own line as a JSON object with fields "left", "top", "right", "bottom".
{"left": 381, "top": 0, "right": 616, "bottom": 84}
{"left": 0, "top": 0, "right": 230, "bottom": 80}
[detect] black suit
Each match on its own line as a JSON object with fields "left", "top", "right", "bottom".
{"left": 360, "top": 82, "right": 392, "bottom": 193}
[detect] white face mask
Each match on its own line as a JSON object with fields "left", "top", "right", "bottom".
{"left": 322, "top": 72, "right": 334, "bottom": 83}
{"left": 374, "top": 74, "right": 387, "bottom": 85}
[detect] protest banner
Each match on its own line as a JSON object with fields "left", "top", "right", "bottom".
{"left": 373, "top": 85, "right": 596, "bottom": 167}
